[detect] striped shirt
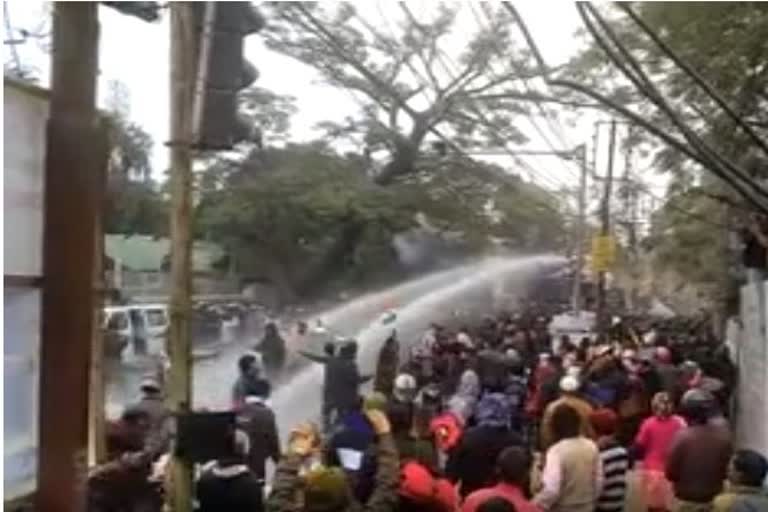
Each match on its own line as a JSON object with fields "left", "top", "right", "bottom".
{"left": 596, "top": 440, "right": 629, "bottom": 512}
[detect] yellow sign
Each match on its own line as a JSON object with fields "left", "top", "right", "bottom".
{"left": 591, "top": 235, "right": 616, "bottom": 272}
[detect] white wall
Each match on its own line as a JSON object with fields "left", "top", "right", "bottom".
{"left": 735, "top": 282, "right": 768, "bottom": 455}
{"left": 3, "top": 80, "right": 49, "bottom": 500}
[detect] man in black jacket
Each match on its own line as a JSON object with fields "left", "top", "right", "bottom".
{"left": 197, "top": 430, "right": 264, "bottom": 512}
{"left": 237, "top": 392, "right": 280, "bottom": 483}
{"left": 301, "top": 340, "right": 372, "bottom": 431}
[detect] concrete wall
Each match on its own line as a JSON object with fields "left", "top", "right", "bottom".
{"left": 735, "top": 282, "right": 768, "bottom": 455}
{"left": 3, "top": 79, "right": 49, "bottom": 500}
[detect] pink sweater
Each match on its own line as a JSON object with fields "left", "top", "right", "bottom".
{"left": 635, "top": 415, "right": 687, "bottom": 472}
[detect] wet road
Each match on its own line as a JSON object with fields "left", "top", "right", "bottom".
{"left": 106, "top": 255, "right": 560, "bottom": 437}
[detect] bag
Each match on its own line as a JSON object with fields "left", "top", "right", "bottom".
{"left": 399, "top": 461, "right": 458, "bottom": 512}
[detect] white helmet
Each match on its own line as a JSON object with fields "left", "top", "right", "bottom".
{"left": 393, "top": 373, "right": 417, "bottom": 402}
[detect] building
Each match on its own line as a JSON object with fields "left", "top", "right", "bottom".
{"left": 104, "top": 234, "right": 237, "bottom": 300}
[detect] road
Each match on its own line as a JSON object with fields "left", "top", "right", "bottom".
{"left": 106, "top": 255, "right": 557, "bottom": 435}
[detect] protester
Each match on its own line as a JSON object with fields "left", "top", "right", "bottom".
{"left": 232, "top": 354, "right": 271, "bottom": 410}
{"left": 540, "top": 376, "right": 594, "bottom": 451}
{"left": 88, "top": 409, "right": 161, "bottom": 512}
{"left": 713, "top": 449, "right": 768, "bottom": 512}
{"left": 237, "top": 390, "right": 280, "bottom": 485}
{"left": 447, "top": 393, "right": 524, "bottom": 498}
{"left": 266, "top": 409, "right": 398, "bottom": 512}
{"left": 196, "top": 430, "right": 265, "bottom": 512}
{"left": 301, "top": 340, "right": 372, "bottom": 432}
{"left": 634, "top": 392, "right": 687, "bottom": 512}
{"left": 462, "top": 446, "right": 539, "bottom": 512}
{"left": 398, "top": 460, "right": 459, "bottom": 512}
{"left": 326, "top": 397, "right": 378, "bottom": 502}
{"left": 374, "top": 331, "right": 400, "bottom": 397}
{"left": 534, "top": 404, "right": 603, "bottom": 512}
{"left": 666, "top": 389, "right": 733, "bottom": 510}
{"left": 590, "top": 408, "right": 629, "bottom": 512}
{"left": 388, "top": 400, "right": 437, "bottom": 470}
{"left": 257, "top": 322, "right": 287, "bottom": 382}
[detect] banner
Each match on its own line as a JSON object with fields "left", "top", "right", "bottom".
{"left": 591, "top": 235, "right": 616, "bottom": 272}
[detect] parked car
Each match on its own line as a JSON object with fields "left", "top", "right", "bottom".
{"left": 103, "top": 304, "right": 169, "bottom": 359}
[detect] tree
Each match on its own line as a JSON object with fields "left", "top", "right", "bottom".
{"left": 262, "top": 2, "right": 547, "bottom": 184}
{"left": 567, "top": 3, "right": 768, "bottom": 309}
{"left": 196, "top": 140, "right": 566, "bottom": 302}
{"left": 196, "top": 143, "right": 415, "bottom": 303}
{"left": 102, "top": 112, "right": 166, "bottom": 235}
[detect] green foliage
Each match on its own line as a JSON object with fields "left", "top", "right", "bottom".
{"left": 569, "top": 3, "right": 768, "bottom": 305}
{"left": 568, "top": 3, "right": 768, "bottom": 183}
{"left": 646, "top": 189, "right": 727, "bottom": 285}
{"left": 103, "top": 114, "right": 167, "bottom": 236}
{"left": 196, "top": 143, "right": 566, "bottom": 299}
{"left": 105, "top": 177, "right": 168, "bottom": 236}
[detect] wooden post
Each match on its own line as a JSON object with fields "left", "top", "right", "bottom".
{"left": 167, "top": 3, "right": 196, "bottom": 511}
{"left": 37, "top": 3, "right": 100, "bottom": 511}
{"left": 88, "top": 119, "right": 111, "bottom": 466}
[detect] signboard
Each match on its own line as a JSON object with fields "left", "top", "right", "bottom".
{"left": 591, "top": 235, "right": 616, "bottom": 272}
{"left": 4, "top": 79, "right": 49, "bottom": 500}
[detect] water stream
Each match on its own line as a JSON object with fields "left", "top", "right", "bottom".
{"left": 106, "top": 254, "right": 562, "bottom": 436}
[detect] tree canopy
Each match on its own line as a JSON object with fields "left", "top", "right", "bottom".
{"left": 262, "top": 2, "right": 552, "bottom": 184}
{"left": 568, "top": 3, "right": 768, "bottom": 304}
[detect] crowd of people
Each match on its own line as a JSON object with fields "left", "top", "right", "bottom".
{"left": 89, "top": 304, "right": 768, "bottom": 512}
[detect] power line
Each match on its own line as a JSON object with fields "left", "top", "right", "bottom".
{"left": 288, "top": 2, "right": 576, "bottom": 221}
{"left": 470, "top": 3, "right": 578, "bottom": 179}
{"left": 396, "top": 2, "right": 574, "bottom": 192}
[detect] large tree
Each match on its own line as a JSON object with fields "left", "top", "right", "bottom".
{"left": 197, "top": 141, "right": 566, "bottom": 303}
{"left": 262, "top": 2, "right": 551, "bottom": 184}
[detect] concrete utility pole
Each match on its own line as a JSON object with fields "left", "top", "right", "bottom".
{"left": 167, "top": 3, "right": 196, "bottom": 511}
{"left": 571, "top": 144, "right": 588, "bottom": 313}
{"left": 622, "top": 125, "right": 638, "bottom": 311}
{"left": 597, "top": 120, "right": 617, "bottom": 334}
{"left": 37, "top": 3, "right": 100, "bottom": 511}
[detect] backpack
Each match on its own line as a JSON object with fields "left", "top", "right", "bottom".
{"left": 399, "top": 461, "right": 458, "bottom": 512}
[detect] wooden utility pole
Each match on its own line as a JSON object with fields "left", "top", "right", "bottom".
{"left": 167, "top": 3, "right": 196, "bottom": 511}
{"left": 571, "top": 144, "right": 588, "bottom": 313}
{"left": 37, "top": 3, "right": 100, "bottom": 511}
{"left": 596, "top": 120, "right": 617, "bottom": 334}
{"left": 88, "top": 119, "right": 111, "bottom": 466}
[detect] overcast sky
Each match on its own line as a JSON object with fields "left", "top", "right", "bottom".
{"left": 4, "top": 1, "right": 648, "bottom": 202}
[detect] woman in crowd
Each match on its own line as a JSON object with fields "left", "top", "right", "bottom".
{"left": 634, "top": 392, "right": 687, "bottom": 512}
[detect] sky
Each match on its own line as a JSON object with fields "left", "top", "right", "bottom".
{"left": 4, "top": 1, "right": 658, "bottom": 212}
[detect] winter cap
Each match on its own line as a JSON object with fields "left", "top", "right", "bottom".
{"left": 654, "top": 346, "right": 672, "bottom": 363}
{"left": 304, "top": 466, "right": 350, "bottom": 512}
{"left": 559, "top": 375, "right": 580, "bottom": 393}
{"left": 394, "top": 373, "right": 418, "bottom": 403}
{"left": 589, "top": 408, "right": 619, "bottom": 436}
{"left": 476, "top": 393, "right": 511, "bottom": 428}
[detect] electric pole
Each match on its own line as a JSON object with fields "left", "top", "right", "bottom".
{"left": 622, "top": 125, "right": 638, "bottom": 311}
{"left": 597, "top": 120, "right": 617, "bottom": 334}
{"left": 571, "top": 144, "right": 588, "bottom": 313}
{"left": 168, "top": 3, "right": 196, "bottom": 511}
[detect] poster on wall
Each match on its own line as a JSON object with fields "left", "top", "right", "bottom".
{"left": 3, "top": 80, "right": 48, "bottom": 500}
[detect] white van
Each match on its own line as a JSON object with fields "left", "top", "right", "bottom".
{"left": 104, "top": 304, "right": 169, "bottom": 359}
